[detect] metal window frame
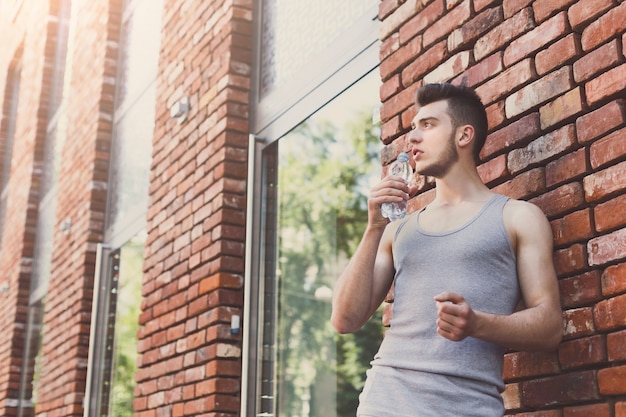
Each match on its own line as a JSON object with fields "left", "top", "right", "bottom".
{"left": 242, "top": 2, "right": 381, "bottom": 414}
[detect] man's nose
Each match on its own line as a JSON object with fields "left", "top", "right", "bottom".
{"left": 407, "top": 128, "right": 422, "bottom": 143}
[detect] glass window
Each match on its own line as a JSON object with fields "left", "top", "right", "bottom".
{"left": 84, "top": 0, "right": 162, "bottom": 415}
{"left": 253, "top": 0, "right": 379, "bottom": 134}
{"left": 84, "top": 236, "right": 144, "bottom": 417}
{"left": 105, "top": 0, "right": 162, "bottom": 248}
{"left": 260, "top": 0, "right": 379, "bottom": 96}
{"left": 249, "top": 70, "right": 384, "bottom": 417}
{"left": 0, "top": 59, "right": 21, "bottom": 246}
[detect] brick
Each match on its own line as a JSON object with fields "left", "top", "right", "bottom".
{"left": 486, "top": 100, "right": 506, "bottom": 130}
{"left": 594, "top": 293, "right": 626, "bottom": 331}
{"left": 533, "top": 0, "right": 577, "bottom": 23}
{"left": 558, "top": 335, "right": 606, "bottom": 370}
{"left": 559, "top": 270, "right": 602, "bottom": 308}
{"left": 503, "top": 351, "right": 560, "bottom": 380}
{"left": 588, "top": 228, "right": 626, "bottom": 266}
{"left": 593, "top": 195, "right": 626, "bottom": 232}
{"left": 453, "top": 51, "right": 502, "bottom": 88}
{"left": 545, "top": 148, "right": 587, "bottom": 187}
{"left": 601, "top": 263, "right": 626, "bottom": 296}
{"left": 382, "top": 115, "right": 402, "bottom": 144}
{"left": 563, "top": 402, "right": 610, "bottom": 417}
{"left": 554, "top": 244, "right": 587, "bottom": 277}
{"left": 504, "top": 12, "right": 568, "bottom": 66}
{"left": 551, "top": 209, "right": 593, "bottom": 247}
{"left": 503, "top": 0, "right": 532, "bottom": 19}
{"left": 379, "top": 0, "right": 402, "bottom": 20}
{"left": 398, "top": 0, "right": 445, "bottom": 44}
{"left": 380, "top": 32, "right": 400, "bottom": 61}
{"left": 381, "top": 74, "right": 402, "bottom": 101}
{"left": 505, "top": 67, "right": 573, "bottom": 118}
{"left": 590, "top": 127, "right": 626, "bottom": 169}
{"left": 539, "top": 88, "right": 584, "bottom": 129}
{"left": 448, "top": 6, "right": 502, "bottom": 52}
{"left": 575, "top": 99, "right": 626, "bottom": 144}
{"left": 618, "top": 402, "right": 626, "bottom": 417}
{"left": 502, "top": 383, "right": 521, "bottom": 411}
{"left": 522, "top": 371, "right": 599, "bottom": 407}
{"left": 482, "top": 112, "right": 540, "bottom": 159}
{"left": 608, "top": 329, "right": 626, "bottom": 362}
{"left": 584, "top": 160, "right": 626, "bottom": 202}
{"left": 536, "top": 33, "right": 581, "bottom": 76}
{"left": 509, "top": 411, "right": 561, "bottom": 417}
{"left": 381, "top": 0, "right": 430, "bottom": 41}
{"left": 476, "top": 58, "right": 534, "bottom": 106}
{"left": 381, "top": 37, "right": 423, "bottom": 83}
{"left": 562, "top": 307, "right": 595, "bottom": 339}
{"left": 475, "top": 7, "right": 534, "bottom": 61}
{"left": 493, "top": 167, "right": 545, "bottom": 200}
{"left": 573, "top": 39, "right": 621, "bottom": 83}
{"left": 423, "top": 0, "right": 470, "bottom": 46}
{"left": 401, "top": 40, "right": 447, "bottom": 86}
{"left": 423, "top": 50, "right": 470, "bottom": 83}
{"left": 568, "top": 0, "right": 614, "bottom": 31}
{"left": 531, "top": 182, "right": 584, "bottom": 218}
{"left": 474, "top": 0, "right": 500, "bottom": 12}
{"left": 598, "top": 364, "right": 626, "bottom": 395}
{"left": 478, "top": 154, "right": 507, "bottom": 184}
{"left": 586, "top": 63, "right": 626, "bottom": 106}
{"left": 508, "top": 124, "right": 576, "bottom": 174}
{"left": 581, "top": 1, "right": 626, "bottom": 51}
{"left": 381, "top": 83, "right": 417, "bottom": 123}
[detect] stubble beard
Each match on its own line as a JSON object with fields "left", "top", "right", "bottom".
{"left": 416, "top": 131, "right": 459, "bottom": 178}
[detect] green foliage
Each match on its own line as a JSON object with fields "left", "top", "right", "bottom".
{"left": 275, "top": 108, "right": 384, "bottom": 416}
{"left": 110, "top": 240, "right": 143, "bottom": 417}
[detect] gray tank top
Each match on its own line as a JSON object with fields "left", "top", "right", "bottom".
{"left": 359, "top": 194, "right": 520, "bottom": 416}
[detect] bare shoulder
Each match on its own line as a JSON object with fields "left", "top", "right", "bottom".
{"left": 503, "top": 198, "right": 549, "bottom": 223}
{"left": 502, "top": 198, "right": 553, "bottom": 250}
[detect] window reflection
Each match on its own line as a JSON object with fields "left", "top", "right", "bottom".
{"left": 260, "top": 0, "right": 378, "bottom": 96}
{"left": 109, "top": 236, "right": 144, "bottom": 417}
{"left": 262, "top": 71, "right": 384, "bottom": 417}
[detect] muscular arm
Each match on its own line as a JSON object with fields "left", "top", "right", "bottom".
{"left": 330, "top": 225, "right": 395, "bottom": 334}
{"left": 330, "top": 176, "right": 408, "bottom": 334}
{"left": 435, "top": 200, "right": 563, "bottom": 351}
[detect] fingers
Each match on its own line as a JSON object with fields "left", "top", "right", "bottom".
{"left": 367, "top": 178, "right": 410, "bottom": 223}
{"left": 434, "top": 292, "right": 473, "bottom": 342}
{"left": 433, "top": 291, "right": 464, "bottom": 304}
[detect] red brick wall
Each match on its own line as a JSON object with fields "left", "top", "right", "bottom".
{"left": 0, "top": 1, "right": 62, "bottom": 416}
{"left": 33, "top": 0, "right": 122, "bottom": 416}
{"left": 379, "top": 0, "right": 626, "bottom": 415}
{"left": 135, "top": 0, "right": 252, "bottom": 415}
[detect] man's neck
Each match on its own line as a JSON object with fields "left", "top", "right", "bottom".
{"left": 431, "top": 164, "right": 491, "bottom": 206}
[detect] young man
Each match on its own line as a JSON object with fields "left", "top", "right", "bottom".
{"left": 331, "top": 83, "right": 562, "bottom": 417}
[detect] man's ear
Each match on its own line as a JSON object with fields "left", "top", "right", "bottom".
{"left": 457, "top": 125, "right": 475, "bottom": 148}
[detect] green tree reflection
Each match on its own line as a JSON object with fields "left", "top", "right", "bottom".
{"left": 276, "top": 108, "right": 383, "bottom": 417}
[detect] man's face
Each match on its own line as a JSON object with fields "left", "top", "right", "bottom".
{"left": 407, "top": 100, "right": 459, "bottom": 178}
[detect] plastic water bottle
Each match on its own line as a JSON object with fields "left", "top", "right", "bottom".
{"left": 381, "top": 152, "right": 411, "bottom": 221}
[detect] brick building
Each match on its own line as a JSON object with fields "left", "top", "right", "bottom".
{"left": 0, "top": 0, "right": 625, "bottom": 416}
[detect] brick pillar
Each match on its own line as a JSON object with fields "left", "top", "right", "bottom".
{"left": 379, "top": 0, "right": 626, "bottom": 414}
{"left": 135, "top": 0, "right": 252, "bottom": 415}
{"left": 0, "top": 1, "right": 66, "bottom": 416}
{"left": 33, "top": 0, "right": 122, "bottom": 416}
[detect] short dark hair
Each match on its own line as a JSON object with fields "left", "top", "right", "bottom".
{"left": 415, "top": 83, "right": 488, "bottom": 163}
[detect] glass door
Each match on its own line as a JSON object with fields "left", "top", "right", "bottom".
{"left": 246, "top": 69, "right": 384, "bottom": 417}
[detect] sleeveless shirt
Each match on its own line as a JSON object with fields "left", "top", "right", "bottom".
{"left": 357, "top": 194, "right": 520, "bottom": 417}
